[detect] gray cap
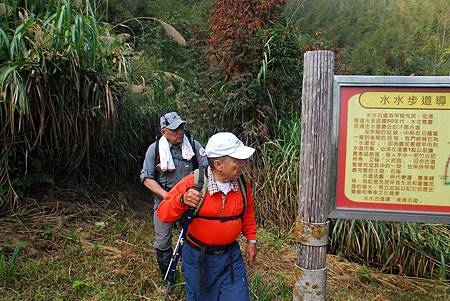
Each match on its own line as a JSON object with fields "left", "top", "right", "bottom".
{"left": 160, "top": 112, "right": 186, "bottom": 130}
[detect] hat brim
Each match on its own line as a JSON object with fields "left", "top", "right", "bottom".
{"left": 165, "top": 119, "right": 186, "bottom": 130}
{"left": 228, "top": 146, "right": 255, "bottom": 159}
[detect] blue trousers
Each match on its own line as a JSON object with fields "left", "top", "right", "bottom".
{"left": 182, "top": 241, "right": 250, "bottom": 301}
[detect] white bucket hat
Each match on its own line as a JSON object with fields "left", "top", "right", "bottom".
{"left": 205, "top": 132, "right": 255, "bottom": 159}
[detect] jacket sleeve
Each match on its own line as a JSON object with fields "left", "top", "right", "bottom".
{"left": 140, "top": 142, "right": 157, "bottom": 183}
{"left": 241, "top": 180, "right": 257, "bottom": 241}
{"left": 156, "top": 174, "right": 194, "bottom": 223}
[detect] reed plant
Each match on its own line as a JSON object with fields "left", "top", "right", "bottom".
{"left": 330, "top": 220, "right": 449, "bottom": 279}
{"left": 0, "top": 0, "right": 130, "bottom": 205}
{"left": 252, "top": 111, "right": 300, "bottom": 231}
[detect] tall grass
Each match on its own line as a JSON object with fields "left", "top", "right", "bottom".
{"left": 330, "top": 220, "right": 449, "bottom": 279}
{"left": 0, "top": 0, "right": 130, "bottom": 205}
{"left": 252, "top": 111, "right": 300, "bottom": 231}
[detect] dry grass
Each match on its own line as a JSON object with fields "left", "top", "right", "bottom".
{"left": 0, "top": 191, "right": 448, "bottom": 300}
{"left": 250, "top": 231, "right": 449, "bottom": 301}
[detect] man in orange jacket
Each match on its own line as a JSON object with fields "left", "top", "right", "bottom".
{"left": 157, "top": 132, "right": 257, "bottom": 300}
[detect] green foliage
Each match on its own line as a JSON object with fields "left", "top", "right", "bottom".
{"left": 286, "top": 0, "right": 450, "bottom": 75}
{"left": 249, "top": 272, "right": 291, "bottom": 300}
{"left": 358, "top": 264, "right": 372, "bottom": 283}
{"left": 91, "top": 88, "right": 159, "bottom": 179}
{"left": 253, "top": 112, "right": 300, "bottom": 230}
{"left": 93, "top": 221, "right": 106, "bottom": 232}
{"left": 0, "top": 242, "right": 23, "bottom": 284}
{"left": 330, "top": 220, "right": 450, "bottom": 279}
{"left": 146, "top": 0, "right": 212, "bottom": 31}
{"left": 71, "top": 278, "right": 87, "bottom": 291}
{"left": 1, "top": 0, "right": 209, "bottom": 206}
{"left": 187, "top": 20, "right": 308, "bottom": 143}
{"left": 42, "top": 224, "right": 53, "bottom": 240}
{"left": 6, "top": 154, "right": 55, "bottom": 199}
{"left": 104, "top": 0, "right": 148, "bottom": 23}
{"left": 0, "top": 0, "right": 164, "bottom": 205}
{"left": 102, "top": 1, "right": 215, "bottom": 159}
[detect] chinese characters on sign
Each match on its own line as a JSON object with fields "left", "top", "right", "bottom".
{"left": 348, "top": 112, "right": 439, "bottom": 205}
{"left": 336, "top": 88, "right": 450, "bottom": 216}
{"left": 375, "top": 93, "right": 448, "bottom": 108}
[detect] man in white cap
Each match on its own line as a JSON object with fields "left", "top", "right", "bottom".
{"left": 140, "top": 112, "right": 207, "bottom": 286}
{"left": 157, "top": 132, "right": 257, "bottom": 301}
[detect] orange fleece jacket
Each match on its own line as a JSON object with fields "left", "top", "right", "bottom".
{"left": 157, "top": 174, "right": 257, "bottom": 245}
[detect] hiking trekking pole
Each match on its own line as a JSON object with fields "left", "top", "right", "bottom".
{"left": 163, "top": 207, "right": 195, "bottom": 283}
{"left": 162, "top": 207, "right": 195, "bottom": 301}
{"left": 162, "top": 168, "right": 205, "bottom": 300}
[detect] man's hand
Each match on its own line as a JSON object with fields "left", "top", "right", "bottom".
{"left": 246, "top": 243, "right": 257, "bottom": 266}
{"left": 183, "top": 188, "right": 203, "bottom": 208}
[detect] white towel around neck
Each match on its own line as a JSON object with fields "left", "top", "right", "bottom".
{"left": 158, "top": 135, "right": 195, "bottom": 172}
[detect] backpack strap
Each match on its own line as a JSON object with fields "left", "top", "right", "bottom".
{"left": 185, "top": 129, "right": 198, "bottom": 170}
{"left": 192, "top": 171, "right": 249, "bottom": 221}
{"left": 193, "top": 168, "right": 208, "bottom": 216}
{"left": 237, "top": 173, "right": 247, "bottom": 216}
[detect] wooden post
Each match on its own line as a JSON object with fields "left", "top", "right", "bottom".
{"left": 294, "top": 50, "right": 334, "bottom": 301}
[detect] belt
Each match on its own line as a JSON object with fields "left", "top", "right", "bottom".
{"left": 186, "top": 233, "right": 237, "bottom": 291}
{"left": 186, "top": 238, "right": 233, "bottom": 256}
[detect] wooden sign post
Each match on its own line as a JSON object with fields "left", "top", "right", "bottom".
{"left": 294, "top": 52, "right": 450, "bottom": 300}
{"left": 294, "top": 50, "right": 334, "bottom": 301}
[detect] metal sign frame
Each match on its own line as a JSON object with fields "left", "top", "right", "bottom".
{"left": 329, "top": 76, "right": 450, "bottom": 224}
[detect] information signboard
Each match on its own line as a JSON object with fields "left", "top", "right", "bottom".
{"left": 330, "top": 76, "right": 450, "bottom": 224}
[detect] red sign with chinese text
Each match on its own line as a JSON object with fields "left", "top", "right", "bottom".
{"left": 336, "top": 86, "right": 450, "bottom": 214}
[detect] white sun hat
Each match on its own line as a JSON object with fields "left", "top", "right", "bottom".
{"left": 205, "top": 132, "right": 255, "bottom": 159}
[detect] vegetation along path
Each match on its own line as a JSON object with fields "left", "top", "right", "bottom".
{"left": 0, "top": 192, "right": 447, "bottom": 300}
{"left": 1, "top": 0, "right": 449, "bottom": 300}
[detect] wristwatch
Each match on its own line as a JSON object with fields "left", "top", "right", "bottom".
{"left": 180, "top": 194, "right": 185, "bottom": 205}
{"left": 247, "top": 240, "right": 257, "bottom": 244}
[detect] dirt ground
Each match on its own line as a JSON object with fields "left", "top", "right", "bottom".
{"left": 0, "top": 191, "right": 448, "bottom": 300}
